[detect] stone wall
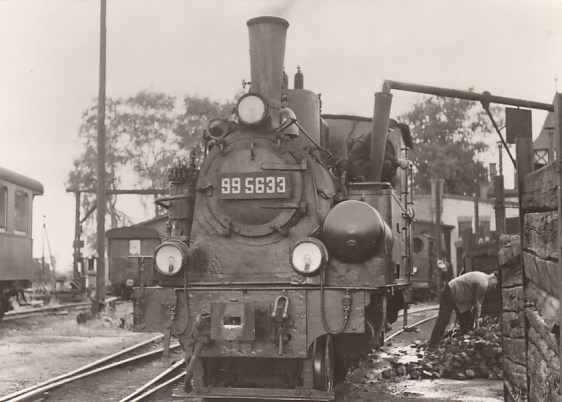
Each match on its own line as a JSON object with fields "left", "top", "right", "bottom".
{"left": 499, "top": 235, "right": 527, "bottom": 400}
{"left": 520, "top": 162, "right": 560, "bottom": 401}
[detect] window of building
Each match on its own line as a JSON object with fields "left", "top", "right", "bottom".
{"left": 0, "top": 186, "right": 6, "bottom": 231}
{"left": 478, "top": 217, "right": 491, "bottom": 242}
{"left": 534, "top": 149, "right": 549, "bottom": 165}
{"left": 458, "top": 216, "right": 472, "bottom": 236}
{"left": 412, "top": 237, "right": 424, "bottom": 253}
{"left": 129, "top": 239, "right": 141, "bottom": 256}
{"left": 14, "top": 191, "right": 28, "bottom": 234}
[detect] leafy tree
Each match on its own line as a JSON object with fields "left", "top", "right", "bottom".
{"left": 177, "top": 95, "right": 239, "bottom": 163}
{"left": 399, "top": 96, "right": 500, "bottom": 196}
{"left": 67, "top": 91, "right": 237, "bottom": 249}
{"left": 67, "top": 98, "right": 132, "bottom": 232}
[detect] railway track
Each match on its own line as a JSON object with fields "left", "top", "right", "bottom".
{"left": 0, "top": 334, "right": 182, "bottom": 402}
{"left": 114, "top": 305, "right": 442, "bottom": 402}
{"left": 1, "top": 304, "right": 440, "bottom": 402}
{"left": 116, "top": 305, "right": 442, "bottom": 402}
{"left": 2, "top": 302, "right": 92, "bottom": 321}
{"left": 3, "top": 297, "right": 126, "bottom": 322}
{"left": 117, "top": 359, "right": 186, "bottom": 402}
{"left": 3, "top": 302, "right": 92, "bottom": 321}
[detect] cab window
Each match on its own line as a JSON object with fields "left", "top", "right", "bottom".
{"left": 15, "top": 191, "right": 28, "bottom": 234}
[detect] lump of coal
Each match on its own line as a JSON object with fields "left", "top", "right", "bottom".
{"left": 386, "top": 315, "right": 503, "bottom": 381}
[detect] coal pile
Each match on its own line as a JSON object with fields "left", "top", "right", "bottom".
{"left": 383, "top": 316, "right": 503, "bottom": 381}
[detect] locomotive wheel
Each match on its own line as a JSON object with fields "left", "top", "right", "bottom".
{"left": 312, "top": 335, "right": 334, "bottom": 392}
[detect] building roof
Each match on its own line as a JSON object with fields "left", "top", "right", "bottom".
{"left": 414, "top": 219, "right": 455, "bottom": 230}
{"left": 534, "top": 111, "right": 554, "bottom": 151}
{"left": 106, "top": 226, "right": 160, "bottom": 239}
{"left": 106, "top": 214, "right": 167, "bottom": 239}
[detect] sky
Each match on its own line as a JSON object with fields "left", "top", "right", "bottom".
{"left": 1, "top": 0, "right": 561, "bottom": 273}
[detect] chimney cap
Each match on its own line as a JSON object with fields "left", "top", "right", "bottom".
{"left": 247, "top": 16, "right": 289, "bottom": 28}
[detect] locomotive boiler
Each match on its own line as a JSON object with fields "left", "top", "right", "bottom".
{"left": 134, "top": 16, "right": 412, "bottom": 400}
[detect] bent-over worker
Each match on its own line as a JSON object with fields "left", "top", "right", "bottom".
{"left": 428, "top": 271, "right": 498, "bottom": 349}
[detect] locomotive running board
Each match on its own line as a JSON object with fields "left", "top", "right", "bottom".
{"left": 173, "top": 386, "right": 334, "bottom": 401}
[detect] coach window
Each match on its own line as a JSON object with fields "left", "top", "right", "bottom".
{"left": 15, "top": 191, "right": 28, "bottom": 235}
{"left": 129, "top": 239, "right": 141, "bottom": 256}
{"left": 0, "top": 186, "right": 6, "bottom": 231}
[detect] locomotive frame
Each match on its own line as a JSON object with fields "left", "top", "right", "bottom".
{"left": 0, "top": 167, "right": 43, "bottom": 318}
{"left": 133, "top": 16, "right": 413, "bottom": 400}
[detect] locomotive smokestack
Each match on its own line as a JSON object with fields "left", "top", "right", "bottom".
{"left": 247, "top": 16, "right": 289, "bottom": 120}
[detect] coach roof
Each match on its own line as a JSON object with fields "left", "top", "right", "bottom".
{"left": 0, "top": 166, "right": 44, "bottom": 194}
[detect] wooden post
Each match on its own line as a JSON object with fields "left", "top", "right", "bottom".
{"left": 93, "top": 0, "right": 107, "bottom": 316}
{"left": 73, "top": 191, "right": 81, "bottom": 283}
{"left": 493, "top": 175, "right": 506, "bottom": 236}
{"left": 548, "top": 128, "right": 555, "bottom": 163}
{"left": 516, "top": 138, "right": 534, "bottom": 234}
{"left": 474, "top": 193, "right": 480, "bottom": 242}
{"left": 434, "top": 178, "right": 444, "bottom": 297}
{"left": 554, "top": 93, "right": 562, "bottom": 395}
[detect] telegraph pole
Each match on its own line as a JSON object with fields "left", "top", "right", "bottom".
{"left": 434, "top": 178, "right": 444, "bottom": 298}
{"left": 93, "top": 0, "right": 107, "bottom": 315}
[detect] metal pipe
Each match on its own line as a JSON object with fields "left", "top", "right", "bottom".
{"left": 382, "top": 80, "right": 553, "bottom": 112}
{"left": 184, "top": 341, "right": 206, "bottom": 392}
{"left": 67, "top": 188, "right": 168, "bottom": 195}
{"left": 474, "top": 193, "right": 480, "bottom": 242}
{"left": 370, "top": 91, "right": 393, "bottom": 180}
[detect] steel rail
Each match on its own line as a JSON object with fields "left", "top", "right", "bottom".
{"left": 129, "top": 371, "right": 186, "bottom": 402}
{"left": 7, "top": 343, "right": 181, "bottom": 402}
{"left": 0, "top": 335, "right": 165, "bottom": 402}
{"left": 4, "top": 302, "right": 92, "bottom": 321}
{"left": 118, "top": 358, "right": 186, "bottom": 402}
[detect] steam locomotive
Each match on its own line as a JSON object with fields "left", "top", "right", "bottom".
{"left": 134, "top": 16, "right": 413, "bottom": 400}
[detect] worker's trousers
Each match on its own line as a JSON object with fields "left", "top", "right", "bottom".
{"left": 428, "top": 284, "right": 474, "bottom": 348}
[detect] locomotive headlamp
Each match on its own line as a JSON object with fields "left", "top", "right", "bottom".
{"left": 154, "top": 240, "right": 191, "bottom": 276}
{"left": 208, "top": 118, "right": 230, "bottom": 140}
{"left": 236, "top": 93, "right": 269, "bottom": 126}
{"left": 290, "top": 237, "right": 328, "bottom": 276}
